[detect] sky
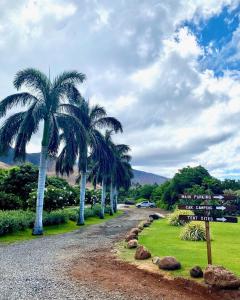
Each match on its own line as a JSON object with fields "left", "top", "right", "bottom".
{"left": 1, "top": 0, "right": 240, "bottom": 179}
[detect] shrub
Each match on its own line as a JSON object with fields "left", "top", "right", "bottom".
{"left": 2, "top": 163, "right": 38, "bottom": 201}
{"left": 180, "top": 222, "right": 206, "bottom": 241}
{"left": 42, "top": 210, "right": 69, "bottom": 226}
{"left": 0, "top": 210, "right": 34, "bottom": 236}
{"left": 0, "top": 191, "right": 23, "bottom": 210}
{"left": 167, "top": 209, "right": 194, "bottom": 226}
{"left": 28, "top": 185, "right": 78, "bottom": 211}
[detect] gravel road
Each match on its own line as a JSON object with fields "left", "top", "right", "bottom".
{"left": 0, "top": 208, "right": 155, "bottom": 300}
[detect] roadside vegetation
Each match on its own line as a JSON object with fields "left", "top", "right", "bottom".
{"left": 120, "top": 165, "right": 240, "bottom": 214}
{"left": 0, "top": 68, "right": 132, "bottom": 236}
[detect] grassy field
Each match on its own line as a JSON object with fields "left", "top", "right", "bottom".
{"left": 120, "top": 217, "right": 240, "bottom": 278}
{"left": 0, "top": 211, "right": 123, "bottom": 244}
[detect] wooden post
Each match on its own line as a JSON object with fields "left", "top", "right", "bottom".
{"left": 205, "top": 221, "right": 212, "bottom": 265}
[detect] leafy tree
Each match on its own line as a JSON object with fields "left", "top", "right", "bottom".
{"left": 2, "top": 163, "right": 38, "bottom": 201}
{"left": 202, "top": 177, "right": 222, "bottom": 194}
{"left": 0, "top": 68, "right": 86, "bottom": 234}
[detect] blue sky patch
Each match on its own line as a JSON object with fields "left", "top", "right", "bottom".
{"left": 184, "top": 5, "right": 240, "bottom": 76}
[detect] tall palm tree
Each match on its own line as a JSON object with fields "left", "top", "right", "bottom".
{"left": 89, "top": 132, "right": 115, "bottom": 219}
{"left": 103, "top": 132, "right": 133, "bottom": 214}
{"left": 56, "top": 98, "right": 122, "bottom": 225}
{"left": 0, "top": 68, "right": 86, "bottom": 235}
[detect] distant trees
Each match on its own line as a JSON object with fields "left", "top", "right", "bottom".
{"left": 125, "top": 165, "right": 240, "bottom": 210}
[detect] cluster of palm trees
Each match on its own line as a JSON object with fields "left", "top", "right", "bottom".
{"left": 0, "top": 68, "right": 133, "bottom": 235}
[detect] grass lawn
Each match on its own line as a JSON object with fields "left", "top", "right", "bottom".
{"left": 119, "top": 217, "right": 240, "bottom": 279}
{"left": 137, "top": 218, "right": 240, "bottom": 277}
{"left": 0, "top": 211, "right": 123, "bottom": 244}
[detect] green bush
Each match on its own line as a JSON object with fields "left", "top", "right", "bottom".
{"left": 42, "top": 210, "right": 69, "bottom": 226}
{"left": 167, "top": 209, "right": 194, "bottom": 226}
{"left": 28, "top": 185, "right": 78, "bottom": 211}
{"left": 0, "top": 191, "right": 23, "bottom": 210}
{"left": 180, "top": 222, "right": 206, "bottom": 241}
{"left": 2, "top": 163, "right": 38, "bottom": 201}
{"left": 0, "top": 210, "right": 34, "bottom": 236}
{"left": 64, "top": 205, "right": 111, "bottom": 221}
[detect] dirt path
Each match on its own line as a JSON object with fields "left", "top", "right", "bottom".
{"left": 1, "top": 207, "right": 239, "bottom": 299}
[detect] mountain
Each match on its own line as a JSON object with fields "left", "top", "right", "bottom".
{"left": 132, "top": 169, "right": 168, "bottom": 185}
{"left": 0, "top": 148, "right": 168, "bottom": 185}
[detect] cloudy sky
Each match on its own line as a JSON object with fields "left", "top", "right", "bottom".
{"left": 1, "top": 0, "right": 240, "bottom": 179}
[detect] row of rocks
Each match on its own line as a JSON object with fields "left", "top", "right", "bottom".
{"left": 124, "top": 213, "right": 240, "bottom": 290}
{"left": 125, "top": 214, "right": 163, "bottom": 257}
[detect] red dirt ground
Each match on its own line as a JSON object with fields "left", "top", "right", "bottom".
{"left": 70, "top": 249, "right": 240, "bottom": 300}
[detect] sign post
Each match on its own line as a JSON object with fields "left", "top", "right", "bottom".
{"left": 178, "top": 194, "right": 238, "bottom": 265}
{"left": 205, "top": 220, "right": 212, "bottom": 264}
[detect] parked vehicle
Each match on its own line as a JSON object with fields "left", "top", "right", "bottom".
{"left": 136, "top": 201, "right": 156, "bottom": 208}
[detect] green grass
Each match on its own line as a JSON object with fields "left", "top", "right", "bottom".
{"left": 0, "top": 211, "right": 123, "bottom": 244}
{"left": 136, "top": 218, "right": 240, "bottom": 277}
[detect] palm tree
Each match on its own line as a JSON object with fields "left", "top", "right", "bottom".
{"left": 0, "top": 68, "right": 86, "bottom": 235}
{"left": 103, "top": 132, "right": 133, "bottom": 214}
{"left": 89, "top": 132, "right": 115, "bottom": 219}
{"left": 56, "top": 98, "right": 122, "bottom": 225}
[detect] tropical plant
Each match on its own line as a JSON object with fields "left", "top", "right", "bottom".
{"left": 56, "top": 98, "right": 122, "bottom": 224}
{"left": 0, "top": 68, "right": 86, "bottom": 234}
{"left": 180, "top": 222, "right": 206, "bottom": 241}
{"left": 167, "top": 209, "right": 194, "bottom": 226}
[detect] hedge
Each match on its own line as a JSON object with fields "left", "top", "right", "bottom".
{"left": 0, "top": 205, "right": 112, "bottom": 236}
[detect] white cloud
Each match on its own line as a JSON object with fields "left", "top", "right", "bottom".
{"left": 0, "top": 0, "right": 240, "bottom": 179}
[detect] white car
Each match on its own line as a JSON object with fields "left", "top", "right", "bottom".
{"left": 136, "top": 201, "right": 156, "bottom": 208}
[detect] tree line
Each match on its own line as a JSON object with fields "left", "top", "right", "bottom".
{"left": 123, "top": 166, "right": 240, "bottom": 212}
{"left": 0, "top": 68, "right": 133, "bottom": 235}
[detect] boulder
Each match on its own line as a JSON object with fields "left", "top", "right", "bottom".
{"left": 190, "top": 266, "right": 203, "bottom": 278}
{"left": 135, "top": 245, "right": 151, "bottom": 260}
{"left": 125, "top": 233, "right": 138, "bottom": 242}
{"left": 138, "top": 224, "right": 144, "bottom": 230}
{"left": 204, "top": 265, "right": 240, "bottom": 289}
{"left": 152, "top": 256, "right": 161, "bottom": 266}
{"left": 149, "top": 213, "right": 164, "bottom": 220}
{"left": 143, "top": 221, "right": 151, "bottom": 227}
{"left": 130, "top": 228, "right": 141, "bottom": 235}
{"left": 158, "top": 256, "right": 181, "bottom": 270}
{"left": 127, "top": 239, "right": 138, "bottom": 249}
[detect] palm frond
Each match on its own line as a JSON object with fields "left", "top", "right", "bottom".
{"left": 93, "top": 117, "right": 123, "bottom": 133}
{"left": 13, "top": 68, "right": 49, "bottom": 96}
{"left": 89, "top": 105, "right": 107, "bottom": 121}
{"left": 0, "top": 112, "right": 25, "bottom": 154}
{"left": 0, "top": 93, "right": 38, "bottom": 117}
{"left": 53, "top": 71, "right": 86, "bottom": 89}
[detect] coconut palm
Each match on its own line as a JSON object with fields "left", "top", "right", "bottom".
{"left": 0, "top": 68, "right": 86, "bottom": 235}
{"left": 56, "top": 98, "right": 122, "bottom": 225}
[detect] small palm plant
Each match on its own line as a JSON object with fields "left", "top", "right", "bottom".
{"left": 56, "top": 99, "right": 122, "bottom": 225}
{"left": 0, "top": 68, "right": 86, "bottom": 234}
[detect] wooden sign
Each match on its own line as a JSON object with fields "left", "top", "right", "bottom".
{"left": 179, "top": 215, "right": 238, "bottom": 223}
{"left": 179, "top": 194, "right": 236, "bottom": 200}
{"left": 178, "top": 205, "right": 236, "bottom": 211}
{"left": 178, "top": 193, "right": 238, "bottom": 265}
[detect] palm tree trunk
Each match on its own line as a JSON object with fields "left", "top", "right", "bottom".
{"left": 110, "top": 179, "right": 114, "bottom": 215}
{"left": 77, "top": 171, "right": 87, "bottom": 225}
{"left": 100, "top": 178, "right": 106, "bottom": 219}
{"left": 32, "top": 145, "right": 48, "bottom": 235}
{"left": 33, "top": 119, "right": 50, "bottom": 235}
{"left": 115, "top": 188, "right": 118, "bottom": 212}
{"left": 113, "top": 186, "right": 117, "bottom": 213}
